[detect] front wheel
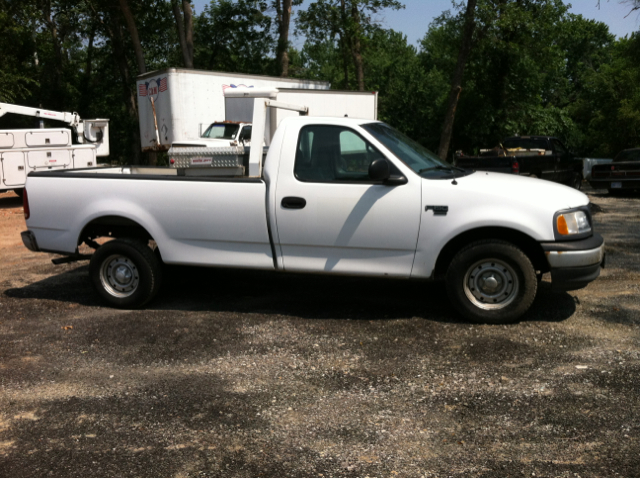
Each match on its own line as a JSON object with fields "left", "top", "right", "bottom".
{"left": 89, "top": 238, "right": 162, "bottom": 308}
{"left": 445, "top": 240, "right": 537, "bottom": 324}
{"left": 569, "top": 173, "right": 582, "bottom": 190}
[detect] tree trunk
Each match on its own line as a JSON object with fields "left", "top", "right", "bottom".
{"left": 339, "top": 0, "right": 350, "bottom": 88}
{"left": 171, "top": 0, "right": 194, "bottom": 68}
{"left": 41, "top": 0, "right": 65, "bottom": 108}
{"left": 275, "top": 0, "right": 292, "bottom": 77}
{"left": 79, "top": 25, "right": 96, "bottom": 115}
{"left": 349, "top": 2, "right": 365, "bottom": 92}
{"left": 182, "top": 0, "right": 194, "bottom": 68}
{"left": 171, "top": 0, "right": 189, "bottom": 65}
{"left": 107, "top": 14, "right": 142, "bottom": 164}
{"left": 118, "top": 0, "right": 146, "bottom": 74}
{"left": 437, "top": 0, "right": 477, "bottom": 161}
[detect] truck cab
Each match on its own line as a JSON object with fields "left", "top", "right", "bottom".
{"left": 173, "top": 121, "right": 254, "bottom": 148}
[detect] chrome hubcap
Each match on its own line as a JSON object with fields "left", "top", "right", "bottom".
{"left": 100, "top": 254, "right": 139, "bottom": 298}
{"left": 464, "top": 259, "right": 518, "bottom": 310}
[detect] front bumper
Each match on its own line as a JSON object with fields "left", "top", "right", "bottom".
{"left": 541, "top": 234, "right": 605, "bottom": 291}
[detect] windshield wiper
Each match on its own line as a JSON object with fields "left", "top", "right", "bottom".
{"left": 418, "top": 165, "right": 466, "bottom": 174}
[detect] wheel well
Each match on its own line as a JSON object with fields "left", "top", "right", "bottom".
{"left": 78, "top": 216, "right": 153, "bottom": 246}
{"left": 433, "top": 227, "right": 548, "bottom": 279}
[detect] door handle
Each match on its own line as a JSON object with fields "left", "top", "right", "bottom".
{"left": 281, "top": 196, "right": 306, "bottom": 209}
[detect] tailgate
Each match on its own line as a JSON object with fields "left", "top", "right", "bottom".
{"left": 592, "top": 161, "right": 640, "bottom": 178}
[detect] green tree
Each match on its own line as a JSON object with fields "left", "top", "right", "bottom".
{"left": 297, "top": 0, "right": 404, "bottom": 90}
{"left": 420, "top": 0, "right": 615, "bottom": 156}
{"left": 194, "top": 0, "right": 274, "bottom": 74}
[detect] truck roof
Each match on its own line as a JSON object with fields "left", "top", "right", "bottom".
{"left": 137, "top": 68, "right": 330, "bottom": 88}
{"left": 281, "top": 116, "right": 381, "bottom": 128}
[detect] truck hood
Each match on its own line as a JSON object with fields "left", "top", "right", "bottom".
{"left": 449, "top": 170, "right": 589, "bottom": 210}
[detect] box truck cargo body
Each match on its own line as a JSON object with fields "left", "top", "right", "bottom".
{"left": 225, "top": 88, "right": 378, "bottom": 146}
{"left": 136, "top": 68, "right": 330, "bottom": 152}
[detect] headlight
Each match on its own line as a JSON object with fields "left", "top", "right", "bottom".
{"left": 554, "top": 208, "right": 592, "bottom": 239}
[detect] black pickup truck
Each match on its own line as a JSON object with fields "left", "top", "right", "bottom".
{"left": 453, "top": 136, "right": 583, "bottom": 189}
{"left": 589, "top": 148, "right": 640, "bottom": 194}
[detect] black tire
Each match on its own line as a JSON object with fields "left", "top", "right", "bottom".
{"left": 569, "top": 173, "right": 582, "bottom": 190}
{"left": 13, "top": 188, "right": 24, "bottom": 199}
{"left": 445, "top": 240, "right": 537, "bottom": 324}
{"left": 89, "top": 238, "right": 162, "bottom": 308}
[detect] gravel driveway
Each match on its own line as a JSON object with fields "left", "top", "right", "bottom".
{"left": 0, "top": 185, "right": 638, "bottom": 477}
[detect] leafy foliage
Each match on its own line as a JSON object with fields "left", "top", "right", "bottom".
{"left": 1, "top": 0, "right": 639, "bottom": 163}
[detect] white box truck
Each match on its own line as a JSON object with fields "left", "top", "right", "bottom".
{"left": 136, "top": 68, "right": 331, "bottom": 152}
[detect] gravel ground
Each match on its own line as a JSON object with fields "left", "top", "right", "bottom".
{"left": 0, "top": 185, "right": 639, "bottom": 477}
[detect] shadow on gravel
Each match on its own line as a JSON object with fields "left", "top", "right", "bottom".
{"left": 0, "top": 372, "right": 309, "bottom": 477}
{"left": 5, "top": 263, "right": 576, "bottom": 324}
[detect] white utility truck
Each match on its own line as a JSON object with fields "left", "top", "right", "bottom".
{"left": 0, "top": 102, "right": 109, "bottom": 196}
{"left": 21, "top": 94, "right": 604, "bottom": 324}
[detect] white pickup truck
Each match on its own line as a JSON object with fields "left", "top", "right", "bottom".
{"left": 21, "top": 116, "right": 605, "bottom": 323}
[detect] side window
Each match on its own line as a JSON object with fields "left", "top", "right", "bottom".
{"left": 239, "top": 126, "right": 252, "bottom": 141}
{"left": 294, "top": 125, "right": 387, "bottom": 182}
{"left": 552, "top": 139, "right": 568, "bottom": 155}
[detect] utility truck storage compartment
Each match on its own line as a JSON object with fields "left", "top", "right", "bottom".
{"left": 0, "top": 128, "right": 72, "bottom": 150}
{"left": 70, "top": 145, "right": 97, "bottom": 168}
{"left": 26, "top": 130, "right": 72, "bottom": 148}
{"left": 0, "top": 132, "right": 14, "bottom": 149}
{"left": 28, "top": 148, "right": 72, "bottom": 169}
{"left": 1, "top": 151, "right": 27, "bottom": 187}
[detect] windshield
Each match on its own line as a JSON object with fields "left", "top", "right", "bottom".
{"left": 614, "top": 149, "right": 640, "bottom": 162}
{"left": 361, "top": 122, "right": 449, "bottom": 174}
{"left": 202, "top": 123, "right": 240, "bottom": 140}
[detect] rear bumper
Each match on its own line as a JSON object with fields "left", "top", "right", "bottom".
{"left": 21, "top": 230, "right": 40, "bottom": 252}
{"left": 540, "top": 234, "right": 605, "bottom": 291}
{"left": 589, "top": 179, "right": 640, "bottom": 190}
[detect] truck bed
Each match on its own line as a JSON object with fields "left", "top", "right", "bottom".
{"left": 26, "top": 167, "right": 274, "bottom": 268}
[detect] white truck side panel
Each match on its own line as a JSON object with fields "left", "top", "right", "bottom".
{"left": 136, "top": 69, "right": 330, "bottom": 151}
{"left": 411, "top": 173, "right": 587, "bottom": 278}
{"left": 271, "top": 118, "right": 422, "bottom": 277}
{"left": 25, "top": 176, "right": 274, "bottom": 269}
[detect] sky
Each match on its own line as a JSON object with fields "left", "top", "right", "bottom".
{"left": 191, "top": 0, "right": 640, "bottom": 48}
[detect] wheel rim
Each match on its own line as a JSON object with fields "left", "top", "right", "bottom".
{"left": 99, "top": 254, "right": 140, "bottom": 298}
{"left": 463, "top": 258, "right": 519, "bottom": 310}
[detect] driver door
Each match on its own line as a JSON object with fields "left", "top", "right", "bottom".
{"left": 274, "top": 124, "right": 422, "bottom": 277}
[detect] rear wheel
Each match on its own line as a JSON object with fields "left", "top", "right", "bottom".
{"left": 445, "top": 240, "right": 537, "bottom": 324}
{"left": 89, "top": 238, "right": 162, "bottom": 308}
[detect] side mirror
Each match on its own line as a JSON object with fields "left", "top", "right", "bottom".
{"left": 369, "top": 158, "right": 390, "bottom": 181}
